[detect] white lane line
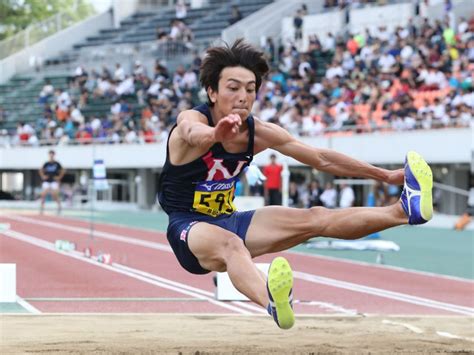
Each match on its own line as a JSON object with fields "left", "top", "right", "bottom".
{"left": 7, "top": 214, "right": 473, "bottom": 315}
{"left": 436, "top": 331, "right": 474, "bottom": 342}
{"left": 114, "top": 263, "right": 265, "bottom": 314}
{"left": 4, "top": 214, "right": 172, "bottom": 252}
{"left": 289, "top": 249, "right": 474, "bottom": 284}
{"left": 296, "top": 301, "right": 358, "bottom": 316}
{"left": 24, "top": 297, "right": 207, "bottom": 302}
{"left": 16, "top": 296, "right": 41, "bottom": 314}
{"left": 294, "top": 271, "right": 474, "bottom": 316}
{"left": 1, "top": 229, "right": 256, "bottom": 315}
{"left": 382, "top": 319, "right": 424, "bottom": 334}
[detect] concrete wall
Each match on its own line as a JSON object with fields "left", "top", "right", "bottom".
{"left": 282, "top": 11, "right": 344, "bottom": 51}
{"left": 0, "top": 11, "right": 113, "bottom": 84}
{"left": 221, "top": 0, "right": 320, "bottom": 46}
{"left": 349, "top": 3, "right": 413, "bottom": 34}
{"left": 0, "top": 128, "right": 470, "bottom": 170}
{"left": 113, "top": 0, "right": 140, "bottom": 28}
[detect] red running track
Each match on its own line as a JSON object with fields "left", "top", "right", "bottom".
{"left": 1, "top": 212, "right": 473, "bottom": 316}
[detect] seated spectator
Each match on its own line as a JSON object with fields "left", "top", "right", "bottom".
{"left": 16, "top": 121, "right": 34, "bottom": 144}
{"left": 54, "top": 89, "right": 71, "bottom": 122}
{"left": 38, "top": 79, "right": 54, "bottom": 104}
{"left": 94, "top": 76, "right": 115, "bottom": 98}
{"left": 70, "top": 104, "right": 84, "bottom": 125}
{"left": 115, "top": 75, "right": 135, "bottom": 97}
{"left": 113, "top": 63, "right": 126, "bottom": 82}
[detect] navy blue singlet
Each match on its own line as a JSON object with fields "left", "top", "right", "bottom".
{"left": 158, "top": 104, "right": 255, "bottom": 217}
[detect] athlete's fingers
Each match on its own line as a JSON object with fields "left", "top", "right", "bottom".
{"left": 232, "top": 114, "right": 242, "bottom": 125}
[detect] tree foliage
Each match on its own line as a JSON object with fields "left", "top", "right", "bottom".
{"left": 0, "top": 0, "right": 96, "bottom": 41}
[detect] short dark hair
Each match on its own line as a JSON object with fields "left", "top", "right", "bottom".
{"left": 200, "top": 39, "right": 269, "bottom": 106}
{"left": 49, "top": 150, "right": 55, "bottom": 155}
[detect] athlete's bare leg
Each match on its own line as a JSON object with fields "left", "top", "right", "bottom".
{"left": 187, "top": 202, "right": 406, "bottom": 308}
{"left": 51, "top": 189, "right": 61, "bottom": 214}
{"left": 245, "top": 202, "right": 407, "bottom": 256}
{"left": 39, "top": 189, "right": 49, "bottom": 214}
{"left": 187, "top": 223, "right": 268, "bottom": 307}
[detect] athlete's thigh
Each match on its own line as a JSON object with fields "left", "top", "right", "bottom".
{"left": 187, "top": 222, "right": 246, "bottom": 272}
{"left": 245, "top": 206, "right": 319, "bottom": 257}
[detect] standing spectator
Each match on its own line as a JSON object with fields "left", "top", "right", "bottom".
{"left": 175, "top": 0, "right": 187, "bottom": 20}
{"left": 339, "top": 182, "right": 355, "bottom": 208}
{"left": 229, "top": 5, "right": 242, "bottom": 25}
{"left": 263, "top": 153, "right": 283, "bottom": 205}
{"left": 169, "top": 19, "right": 182, "bottom": 40}
{"left": 293, "top": 10, "right": 303, "bottom": 43}
{"left": 307, "top": 180, "right": 323, "bottom": 207}
{"left": 288, "top": 181, "right": 300, "bottom": 207}
{"left": 0, "top": 105, "right": 6, "bottom": 125}
{"left": 320, "top": 181, "right": 337, "bottom": 208}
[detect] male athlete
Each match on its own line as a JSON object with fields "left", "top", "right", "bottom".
{"left": 39, "top": 150, "right": 65, "bottom": 214}
{"left": 158, "top": 39, "right": 433, "bottom": 329}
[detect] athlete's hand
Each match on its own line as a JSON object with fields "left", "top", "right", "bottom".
{"left": 386, "top": 168, "right": 404, "bottom": 185}
{"left": 213, "top": 114, "right": 242, "bottom": 142}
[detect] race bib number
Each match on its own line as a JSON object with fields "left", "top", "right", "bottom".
{"left": 193, "top": 178, "right": 237, "bottom": 217}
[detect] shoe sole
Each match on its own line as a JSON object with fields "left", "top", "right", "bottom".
{"left": 268, "top": 256, "right": 294, "bottom": 329}
{"left": 406, "top": 151, "right": 433, "bottom": 222}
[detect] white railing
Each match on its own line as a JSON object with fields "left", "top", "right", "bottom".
{"left": 0, "top": 11, "right": 113, "bottom": 84}
{"left": 0, "top": 12, "right": 93, "bottom": 60}
{"left": 1, "top": 118, "right": 470, "bottom": 149}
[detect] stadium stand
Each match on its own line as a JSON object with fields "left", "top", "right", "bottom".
{"left": 0, "top": 0, "right": 472, "bottom": 148}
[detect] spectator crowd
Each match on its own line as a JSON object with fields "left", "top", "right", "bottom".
{"left": 1, "top": 5, "right": 472, "bottom": 147}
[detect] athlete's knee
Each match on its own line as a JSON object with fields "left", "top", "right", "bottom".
{"left": 195, "top": 235, "right": 248, "bottom": 272}
{"left": 307, "top": 206, "right": 331, "bottom": 234}
{"left": 222, "top": 236, "right": 248, "bottom": 259}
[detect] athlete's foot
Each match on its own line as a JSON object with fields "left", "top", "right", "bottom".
{"left": 400, "top": 151, "right": 433, "bottom": 225}
{"left": 266, "top": 256, "right": 294, "bottom": 330}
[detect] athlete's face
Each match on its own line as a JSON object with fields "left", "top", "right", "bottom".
{"left": 208, "top": 66, "right": 256, "bottom": 120}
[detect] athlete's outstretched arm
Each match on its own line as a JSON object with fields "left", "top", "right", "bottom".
{"left": 176, "top": 110, "right": 242, "bottom": 148}
{"left": 256, "top": 120, "right": 403, "bottom": 185}
{"left": 176, "top": 110, "right": 216, "bottom": 148}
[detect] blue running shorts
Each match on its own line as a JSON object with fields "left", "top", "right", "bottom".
{"left": 166, "top": 210, "right": 255, "bottom": 274}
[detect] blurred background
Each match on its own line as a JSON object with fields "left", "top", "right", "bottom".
{"left": 0, "top": 0, "right": 472, "bottom": 276}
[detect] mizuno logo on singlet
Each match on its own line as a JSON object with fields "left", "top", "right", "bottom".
{"left": 200, "top": 181, "right": 234, "bottom": 191}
